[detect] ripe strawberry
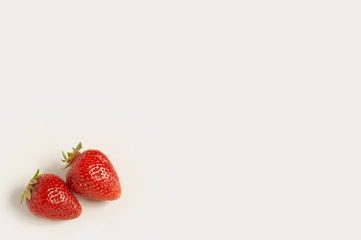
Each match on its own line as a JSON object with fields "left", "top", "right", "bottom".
{"left": 62, "top": 143, "right": 121, "bottom": 201}
{"left": 21, "top": 169, "right": 82, "bottom": 220}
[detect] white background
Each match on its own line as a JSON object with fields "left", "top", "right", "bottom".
{"left": 0, "top": 0, "right": 360, "bottom": 239}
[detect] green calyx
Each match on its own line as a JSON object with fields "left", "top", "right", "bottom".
{"left": 20, "top": 169, "right": 43, "bottom": 204}
{"left": 61, "top": 142, "right": 82, "bottom": 168}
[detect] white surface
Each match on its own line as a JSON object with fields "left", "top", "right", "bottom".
{"left": 0, "top": 1, "right": 361, "bottom": 239}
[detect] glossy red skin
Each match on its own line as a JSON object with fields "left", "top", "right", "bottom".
{"left": 66, "top": 150, "right": 121, "bottom": 200}
{"left": 26, "top": 174, "right": 82, "bottom": 220}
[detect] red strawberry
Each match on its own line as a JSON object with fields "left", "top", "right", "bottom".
{"left": 62, "top": 143, "right": 121, "bottom": 201}
{"left": 21, "top": 169, "right": 82, "bottom": 220}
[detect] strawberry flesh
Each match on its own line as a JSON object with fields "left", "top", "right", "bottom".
{"left": 66, "top": 149, "right": 121, "bottom": 201}
{"left": 26, "top": 174, "right": 82, "bottom": 220}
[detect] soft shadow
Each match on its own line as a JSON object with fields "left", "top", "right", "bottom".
{"left": 77, "top": 196, "right": 109, "bottom": 208}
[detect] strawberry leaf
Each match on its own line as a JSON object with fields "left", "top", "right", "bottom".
{"left": 29, "top": 179, "right": 37, "bottom": 185}
{"left": 33, "top": 169, "right": 40, "bottom": 179}
{"left": 20, "top": 192, "right": 25, "bottom": 204}
{"left": 25, "top": 190, "right": 31, "bottom": 200}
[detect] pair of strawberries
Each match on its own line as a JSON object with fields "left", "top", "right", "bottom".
{"left": 21, "top": 143, "right": 121, "bottom": 220}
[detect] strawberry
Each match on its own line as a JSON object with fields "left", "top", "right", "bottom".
{"left": 62, "top": 143, "right": 121, "bottom": 201}
{"left": 21, "top": 169, "right": 82, "bottom": 220}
